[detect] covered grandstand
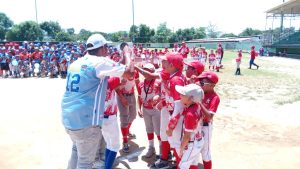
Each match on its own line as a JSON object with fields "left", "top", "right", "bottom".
{"left": 186, "top": 37, "right": 262, "bottom": 51}
{"left": 264, "top": 0, "right": 300, "bottom": 58}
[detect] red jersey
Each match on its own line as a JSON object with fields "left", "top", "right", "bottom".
{"left": 202, "top": 91, "right": 220, "bottom": 123}
{"left": 183, "top": 103, "right": 203, "bottom": 141}
{"left": 168, "top": 103, "right": 203, "bottom": 141}
{"left": 137, "top": 79, "right": 161, "bottom": 109}
{"left": 203, "top": 50, "right": 207, "bottom": 56}
{"left": 31, "top": 51, "right": 42, "bottom": 60}
{"left": 209, "top": 54, "right": 216, "bottom": 61}
{"left": 250, "top": 50, "right": 256, "bottom": 59}
{"left": 178, "top": 46, "right": 190, "bottom": 58}
{"left": 118, "top": 70, "right": 139, "bottom": 94}
{"left": 104, "top": 77, "right": 121, "bottom": 116}
{"left": 20, "top": 53, "right": 29, "bottom": 60}
{"left": 164, "top": 71, "right": 185, "bottom": 111}
{"left": 217, "top": 47, "right": 223, "bottom": 55}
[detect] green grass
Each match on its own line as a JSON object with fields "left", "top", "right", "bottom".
{"left": 212, "top": 50, "right": 300, "bottom": 105}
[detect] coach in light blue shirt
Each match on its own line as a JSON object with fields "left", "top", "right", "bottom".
{"left": 61, "top": 33, "right": 133, "bottom": 169}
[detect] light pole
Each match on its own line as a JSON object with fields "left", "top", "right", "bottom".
{"left": 280, "top": 0, "right": 285, "bottom": 33}
{"left": 35, "top": 0, "right": 38, "bottom": 23}
{"left": 132, "top": 0, "right": 135, "bottom": 42}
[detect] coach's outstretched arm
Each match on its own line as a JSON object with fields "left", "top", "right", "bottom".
{"left": 134, "top": 65, "right": 159, "bottom": 80}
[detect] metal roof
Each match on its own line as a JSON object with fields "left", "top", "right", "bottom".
{"left": 266, "top": 0, "right": 300, "bottom": 14}
{"left": 187, "top": 37, "right": 255, "bottom": 43}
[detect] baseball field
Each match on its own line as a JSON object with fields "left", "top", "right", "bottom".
{"left": 0, "top": 51, "right": 299, "bottom": 169}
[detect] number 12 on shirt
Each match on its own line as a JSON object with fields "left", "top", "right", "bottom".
{"left": 66, "top": 73, "right": 81, "bottom": 92}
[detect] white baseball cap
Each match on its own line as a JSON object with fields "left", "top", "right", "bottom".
{"left": 175, "top": 84, "right": 204, "bottom": 103}
{"left": 86, "top": 34, "right": 108, "bottom": 51}
{"left": 143, "top": 63, "right": 155, "bottom": 72}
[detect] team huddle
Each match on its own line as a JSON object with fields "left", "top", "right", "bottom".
{"left": 61, "top": 34, "right": 220, "bottom": 169}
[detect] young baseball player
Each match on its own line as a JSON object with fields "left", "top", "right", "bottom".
{"left": 157, "top": 53, "right": 186, "bottom": 169}
{"left": 101, "top": 77, "right": 121, "bottom": 169}
{"left": 249, "top": 46, "right": 259, "bottom": 69}
{"left": 178, "top": 41, "right": 190, "bottom": 59}
{"left": 184, "top": 61, "right": 205, "bottom": 85}
{"left": 175, "top": 84, "right": 204, "bottom": 169}
{"left": 134, "top": 53, "right": 185, "bottom": 169}
{"left": 208, "top": 50, "right": 216, "bottom": 71}
{"left": 115, "top": 70, "right": 139, "bottom": 153}
{"left": 235, "top": 50, "right": 242, "bottom": 75}
{"left": 137, "top": 63, "right": 161, "bottom": 158}
{"left": 198, "top": 71, "right": 220, "bottom": 169}
{"left": 215, "top": 50, "right": 221, "bottom": 72}
{"left": 202, "top": 47, "right": 208, "bottom": 64}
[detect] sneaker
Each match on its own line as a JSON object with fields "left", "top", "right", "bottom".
{"left": 144, "top": 146, "right": 156, "bottom": 158}
{"left": 92, "top": 160, "right": 105, "bottom": 169}
{"left": 154, "top": 159, "right": 169, "bottom": 169}
{"left": 122, "top": 143, "right": 130, "bottom": 153}
{"left": 128, "top": 132, "right": 136, "bottom": 139}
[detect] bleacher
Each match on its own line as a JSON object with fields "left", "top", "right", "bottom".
{"left": 264, "top": 0, "right": 300, "bottom": 59}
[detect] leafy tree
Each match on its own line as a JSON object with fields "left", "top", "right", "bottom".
{"left": 156, "top": 22, "right": 172, "bottom": 43}
{"left": 129, "top": 25, "right": 138, "bottom": 42}
{"left": 67, "top": 28, "right": 75, "bottom": 35}
{"left": 239, "top": 28, "right": 262, "bottom": 36}
{"left": 77, "top": 29, "right": 92, "bottom": 41}
{"left": 0, "top": 12, "right": 13, "bottom": 40}
{"left": 194, "top": 27, "right": 206, "bottom": 39}
{"left": 169, "top": 33, "right": 179, "bottom": 43}
{"left": 135, "top": 24, "right": 153, "bottom": 43}
{"left": 220, "top": 33, "right": 237, "bottom": 38}
{"left": 0, "top": 26, "right": 5, "bottom": 40}
{"left": 40, "top": 21, "right": 62, "bottom": 39}
{"left": 206, "top": 22, "right": 220, "bottom": 38}
{"left": 6, "top": 21, "right": 43, "bottom": 41}
{"left": 108, "top": 31, "right": 129, "bottom": 42}
{"left": 55, "top": 31, "right": 74, "bottom": 41}
{"left": 0, "top": 12, "right": 13, "bottom": 29}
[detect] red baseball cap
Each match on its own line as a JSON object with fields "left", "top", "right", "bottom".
{"left": 184, "top": 61, "right": 204, "bottom": 74}
{"left": 198, "top": 71, "right": 219, "bottom": 84}
{"left": 159, "top": 52, "right": 183, "bottom": 70}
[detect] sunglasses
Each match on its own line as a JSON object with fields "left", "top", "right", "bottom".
{"left": 200, "top": 81, "right": 212, "bottom": 86}
{"left": 185, "top": 66, "right": 195, "bottom": 71}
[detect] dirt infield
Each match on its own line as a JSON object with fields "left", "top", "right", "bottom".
{"left": 0, "top": 54, "right": 299, "bottom": 169}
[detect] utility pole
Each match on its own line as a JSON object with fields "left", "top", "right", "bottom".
{"left": 35, "top": 0, "right": 38, "bottom": 23}
{"left": 132, "top": 0, "right": 135, "bottom": 43}
{"left": 280, "top": 0, "right": 285, "bottom": 33}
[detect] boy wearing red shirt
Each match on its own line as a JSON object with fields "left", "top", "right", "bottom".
{"left": 175, "top": 84, "right": 205, "bottom": 169}
{"left": 208, "top": 50, "right": 216, "bottom": 70}
{"left": 137, "top": 63, "right": 162, "bottom": 158}
{"left": 178, "top": 41, "right": 190, "bottom": 59}
{"left": 101, "top": 77, "right": 121, "bottom": 169}
{"left": 154, "top": 53, "right": 186, "bottom": 169}
{"left": 249, "top": 46, "right": 259, "bottom": 69}
{"left": 184, "top": 61, "right": 205, "bottom": 85}
{"left": 116, "top": 70, "right": 139, "bottom": 153}
{"left": 198, "top": 71, "right": 220, "bottom": 169}
{"left": 235, "top": 50, "right": 242, "bottom": 75}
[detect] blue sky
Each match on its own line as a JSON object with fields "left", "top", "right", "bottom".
{"left": 0, "top": 0, "right": 297, "bottom": 34}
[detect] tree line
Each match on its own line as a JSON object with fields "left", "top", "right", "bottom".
{"left": 0, "top": 12, "right": 282, "bottom": 43}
